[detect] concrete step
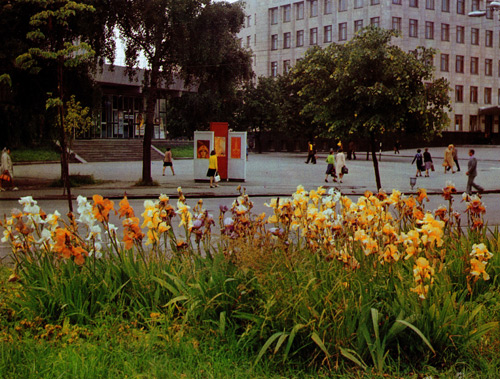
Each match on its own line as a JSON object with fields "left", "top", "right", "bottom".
{"left": 71, "top": 139, "right": 164, "bottom": 162}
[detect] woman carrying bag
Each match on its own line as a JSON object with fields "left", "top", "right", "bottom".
{"left": 207, "top": 150, "right": 219, "bottom": 188}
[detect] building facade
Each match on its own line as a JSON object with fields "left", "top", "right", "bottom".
{"left": 239, "top": 0, "right": 500, "bottom": 135}
{"left": 88, "top": 65, "right": 193, "bottom": 139}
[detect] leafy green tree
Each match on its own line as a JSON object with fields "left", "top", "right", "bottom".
{"left": 114, "top": 0, "right": 250, "bottom": 184}
{"left": 292, "top": 27, "right": 451, "bottom": 190}
{"left": 16, "top": 0, "right": 96, "bottom": 211}
{"left": 235, "top": 76, "right": 284, "bottom": 153}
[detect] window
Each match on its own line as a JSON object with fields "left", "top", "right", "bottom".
{"left": 284, "top": 32, "right": 291, "bottom": 49}
{"left": 470, "top": 86, "right": 478, "bottom": 103}
{"left": 409, "top": 19, "right": 418, "bottom": 38}
{"left": 472, "top": 0, "right": 480, "bottom": 11}
{"left": 283, "top": 5, "right": 291, "bottom": 22}
{"left": 455, "top": 115, "right": 463, "bottom": 131}
{"left": 283, "top": 60, "right": 291, "bottom": 74}
{"left": 296, "top": 2, "right": 304, "bottom": 20}
{"left": 485, "top": 59, "right": 493, "bottom": 76}
{"left": 246, "top": 16, "right": 251, "bottom": 27}
{"left": 498, "top": 60, "right": 500, "bottom": 76}
{"left": 441, "top": 24, "right": 450, "bottom": 41}
{"left": 486, "top": 30, "right": 493, "bottom": 47}
{"left": 440, "top": 54, "right": 449, "bottom": 72}
{"left": 324, "top": 0, "right": 333, "bottom": 14}
{"left": 457, "top": 0, "right": 464, "bottom": 14}
{"left": 456, "top": 26, "right": 464, "bottom": 44}
{"left": 310, "top": 27, "right": 318, "bottom": 45}
{"left": 470, "top": 115, "right": 478, "bottom": 132}
{"left": 442, "top": 0, "right": 450, "bottom": 12}
{"left": 471, "top": 57, "right": 479, "bottom": 74}
{"left": 425, "top": 22, "right": 434, "bottom": 39}
{"left": 455, "top": 85, "right": 463, "bottom": 102}
{"left": 426, "top": 0, "right": 434, "bottom": 9}
{"left": 485, "top": 87, "right": 492, "bottom": 104}
{"left": 339, "top": 22, "right": 347, "bottom": 41}
{"left": 246, "top": 35, "right": 251, "bottom": 48}
{"left": 392, "top": 0, "right": 402, "bottom": 4}
{"left": 456, "top": 55, "right": 464, "bottom": 73}
{"left": 471, "top": 28, "right": 479, "bottom": 45}
{"left": 392, "top": 17, "right": 402, "bottom": 33}
{"left": 339, "top": 0, "right": 347, "bottom": 11}
{"left": 271, "top": 34, "right": 278, "bottom": 50}
{"left": 324, "top": 25, "right": 332, "bottom": 43}
{"left": 354, "top": 20, "right": 364, "bottom": 33}
{"left": 296, "top": 30, "right": 304, "bottom": 46}
{"left": 410, "top": 0, "right": 418, "bottom": 8}
{"left": 310, "top": 0, "right": 318, "bottom": 17}
{"left": 271, "top": 61, "right": 278, "bottom": 77}
{"left": 354, "top": 0, "right": 363, "bottom": 8}
{"left": 371, "top": 0, "right": 380, "bottom": 4}
{"left": 370, "top": 17, "right": 380, "bottom": 27}
{"left": 270, "top": 8, "right": 278, "bottom": 24}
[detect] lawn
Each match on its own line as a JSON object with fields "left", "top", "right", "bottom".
{"left": 1, "top": 186, "right": 499, "bottom": 378}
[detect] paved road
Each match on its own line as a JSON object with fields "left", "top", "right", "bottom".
{"left": 1, "top": 145, "right": 499, "bottom": 260}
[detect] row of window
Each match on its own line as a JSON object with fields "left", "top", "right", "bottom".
{"left": 397, "top": 19, "right": 495, "bottom": 45}
{"left": 268, "top": 0, "right": 493, "bottom": 25}
{"left": 439, "top": 55, "right": 500, "bottom": 77}
{"left": 455, "top": 115, "right": 480, "bottom": 132}
{"left": 267, "top": 21, "right": 497, "bottom": 50}
{"left": 269, "top": 0, "right": 380, "bottom": 25}
{"left": 455, "top": 85, "right": 498, "bottom": 105}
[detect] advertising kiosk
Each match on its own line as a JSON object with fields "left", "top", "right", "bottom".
{"left": 193, "top": 123, "right": 246, "bottom": 182}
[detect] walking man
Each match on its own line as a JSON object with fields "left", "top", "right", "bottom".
{"left": 466, "top": 149, "right": 484, "bottom": 195}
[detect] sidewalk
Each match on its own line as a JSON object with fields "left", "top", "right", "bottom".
{"left": 1, "top": 145, "right": 498, "bottom": 201}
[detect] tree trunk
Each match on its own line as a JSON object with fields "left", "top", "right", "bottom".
{"left": 142, "top": 67, "right": 159, "bottom": 185}
{"left": 58, "top": 58, "right": 73, "bottom": 213}
{"left": 370, "top": 135, "right": 382, "bottom": 191}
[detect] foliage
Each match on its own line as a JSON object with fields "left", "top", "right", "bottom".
{"left": 1, "top": 186, "right": 499, "bottom": 376}
{"left": 113, "top": 0, "right": 250, "bottom": 184}
{"left": 63, "top": 95, "right": 93, "bottom": 144}
{"left": 291, "top": 26, "right": 451, "bottom": 189}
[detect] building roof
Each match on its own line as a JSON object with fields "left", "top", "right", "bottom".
{"left": 94, "top": 64, "right": 197, "bottom": 93}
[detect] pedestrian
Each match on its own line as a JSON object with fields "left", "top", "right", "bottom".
{"left": 305, "top": 141, "right": 317, "bottom": 164}
{"left": 1, "top": 147, "right": 17, "bottom": 191}
{"left": 411, "top": 149, "right": 424, "bottom": 177}
{"left": 452, "top": 145, "right": 460, "bottom": 172}
{"left": 466, "top": 149, "right": 484, "bottom": 195}
{"left": 324, "top": 149, "right": 337, "bottom": 183}
{"left": 162, "top": 147, "right": 175, "bottom": 176}
{"left": 347, "top": 141, "right": 356, "bottom": 160}
{"left": 394, "top": 140, "right": 400, "bottom": 154}
{"left": 335, "top": 148, "right": 346, "bottom": 183}
{"left": 207, "top": 150, "right": 219, "bottom": 188}
{"left": 443, "top": 144, "right": 455, "bottom": 174}
{"left": 423, "top": 148, "right": 433, "bottom": 177}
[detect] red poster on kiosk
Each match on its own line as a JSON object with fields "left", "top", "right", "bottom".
{"left": 210, "top": 122, "right": 228, "bottom": 179}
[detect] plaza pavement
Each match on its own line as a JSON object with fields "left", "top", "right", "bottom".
{"left": 1, "top": 145, "right": 499, "bottom": 201}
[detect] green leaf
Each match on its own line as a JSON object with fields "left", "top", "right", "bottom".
{"left": 396, "top": 319, "right": 435, "bottom": 354}
{"left": 311, "top": 331, "right": 330, "bottom": 358}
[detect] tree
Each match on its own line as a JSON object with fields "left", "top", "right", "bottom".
{"left": 292, "top": 26, "right": 451, "bottom": 190}
{"left": 114, "top": 0, "right": 250, "bottom": 184}
{"left": 16, "top": 0, "right": 96, "bottom": 212}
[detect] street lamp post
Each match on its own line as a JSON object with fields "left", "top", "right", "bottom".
{"left": 468, "top": 1, "right": 500, "bottom": 18}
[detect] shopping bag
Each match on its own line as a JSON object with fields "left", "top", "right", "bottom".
{"left": 431, "top": 164, "right": 435, "bottom": 172}
{"left": 214, "top": 174, "right": 221, "bottom": 183}
{"left": 341, "top": 166, "right": 348, "bottom": 175}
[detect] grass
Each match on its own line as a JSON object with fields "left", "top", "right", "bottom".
{"left": 157, "top": 145, "right": 194, "bottom": 158}
{"left": 1, "top": 189, "right": 500, "bottom": 378}
{"left": 49, "top": 174, "right": 98, "bottom": 187}
{"left": 10, "top": 147, "right": 60, "bottom": 162}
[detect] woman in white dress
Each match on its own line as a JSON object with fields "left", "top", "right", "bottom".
{"left": 335, "top": 148, "right": 346, "bottom": 183}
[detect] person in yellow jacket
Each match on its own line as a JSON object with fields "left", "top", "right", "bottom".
{"left": 207, "top": 150, "right": 219, "bottom": 188}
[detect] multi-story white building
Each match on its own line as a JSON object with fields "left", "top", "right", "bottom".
{"left": 239, "top": 0, "right": 500, "bottom": 135}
